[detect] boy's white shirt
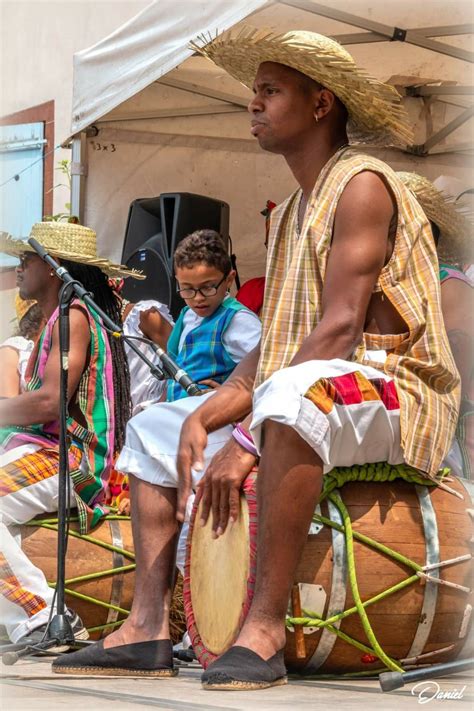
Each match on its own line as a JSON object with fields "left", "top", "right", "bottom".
{"left": 178, "top": 307, "right": 261, "bottom": 361}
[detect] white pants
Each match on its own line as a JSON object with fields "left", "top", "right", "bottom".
{"left": 0, "top": 471, "right": 76, "bottom": 643}
{"left": 116, "top": 392, "right": 234, "bottom": 489}
{"left": 116, "top": 392, "right": 234, "bottom": 573}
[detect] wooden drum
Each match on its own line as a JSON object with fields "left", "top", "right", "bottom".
{"left": 184, "top": 472, "right": 473, "bottom": 673}
{"left": 21, "top": 515, "right": 135, "bottom": 640}
{"left": 22, "top": 515, "right": 187, "bottom": 642}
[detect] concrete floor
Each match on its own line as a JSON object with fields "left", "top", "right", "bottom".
{"left": 1, "top": 656, "right": 472, "bottom": 711}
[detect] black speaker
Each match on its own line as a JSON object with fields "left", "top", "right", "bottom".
{"left": 121, "top": 193, "right": 230, "bottom": 319}
{"left": 121, "top": 197, "right": 163, "bottom": 265}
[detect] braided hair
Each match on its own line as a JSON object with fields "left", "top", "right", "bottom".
{"left": 61, "top": 260, "right": 131, "bottom": 452}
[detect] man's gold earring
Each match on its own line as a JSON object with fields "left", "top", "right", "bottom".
{"left": 314, "top": 113, "right": 319, "bottom": 123}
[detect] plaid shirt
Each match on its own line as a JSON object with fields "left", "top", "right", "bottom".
{"left": 256, "top": 148, "right": 460, "bottom": 479}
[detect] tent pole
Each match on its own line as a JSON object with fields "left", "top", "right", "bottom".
{"left": 70, "top": 132, "right": 87, "bottom": 223}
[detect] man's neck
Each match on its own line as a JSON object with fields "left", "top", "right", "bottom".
{"left": 285, "top": 132, "right": 349, "bottom": 200}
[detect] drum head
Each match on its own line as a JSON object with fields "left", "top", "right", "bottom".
{"left": 188, "top": 494, "right": 250, "bottom": 656}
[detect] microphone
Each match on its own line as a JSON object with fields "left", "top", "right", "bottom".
{"left": 150, "top": 344, "right": 202, "bottom": 397}
{"left": 27, "top": 238, "right": 202, "bottom": 397}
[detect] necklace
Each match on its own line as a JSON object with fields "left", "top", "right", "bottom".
{"left": 296, "top": 142, "right": 350, "bottom": 238}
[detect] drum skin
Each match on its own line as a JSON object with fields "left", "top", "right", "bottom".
{"left": 184, "top": 474, "right": 473, "bottom": 673}
{"left": 21, "top": 516, "right": 135, "bottom": 640}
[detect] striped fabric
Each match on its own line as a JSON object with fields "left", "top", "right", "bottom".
{"left": 0, "top": 552, "right": 47, "bottom": 618}
{"left": 0, "top": 445, "right": 82, "bottom": 498}
{"left": 166, "top": 296, "right": 246, "bottom": 401}
{"left": 0, "top": 301, "right": 115, "bottom": 532}
{"left": 256, "top": 148, "right": 460, "bottom": 479}
{"left": 305, "top": 371, "right": 400, "bottom": 415}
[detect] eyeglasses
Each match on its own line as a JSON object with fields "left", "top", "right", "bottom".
{"left": 176, "top": 274, "right": 227, "bottom": 300}
{"left": 18, "top": 253, "right": 34, "bottom": 269}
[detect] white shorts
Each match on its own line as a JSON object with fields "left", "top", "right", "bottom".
{"left": 250, "top": 358, "right": 405, "bottom": 473}
{"left": 116, "top": 391, "right": 234, "bottom": 488}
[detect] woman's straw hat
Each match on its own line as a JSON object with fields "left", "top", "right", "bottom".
{"left": 0, "top": 222, "right": 144, "bottom": 280}
{"left": 15, "top": 293, "right": 37, "bottom": 322}
{"left": 192, "top": 26, "right": 413, "bottom": 147}
{"left": 398, "top": 171, "right": 472, "bottom": 265}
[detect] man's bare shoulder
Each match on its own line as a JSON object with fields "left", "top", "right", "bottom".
{"left": 335, "top": 169, "right": 395, "bottom": 230}
{"left": 341, "top": 170, "right": 394, "bottom": 208}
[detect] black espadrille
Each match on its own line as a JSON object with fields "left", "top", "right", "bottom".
{"left": 52, "top": 639, "right": 177, "bottom": 677}
{"left": 201, "top": 646, "right": 287, "bottom": 690}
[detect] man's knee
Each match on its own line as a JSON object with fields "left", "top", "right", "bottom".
{"left": 261, "top": 419, "right": 302, "bottom": 449}
{"left": 260, "top": 419, "right": 322, "bottom": 467}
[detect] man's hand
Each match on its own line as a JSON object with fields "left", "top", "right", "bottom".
{"left": 198, "top": 378, "right": 221, "bottom": 390}
{"left": 195, "top": 438, "right": 256, "bottom": 538}
{"left": 176, "top": 413, "right": 209, "bottom": 522}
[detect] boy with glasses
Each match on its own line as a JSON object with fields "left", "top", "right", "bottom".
{"left": 166, "top": 229, "right": 261, "bottom": 400}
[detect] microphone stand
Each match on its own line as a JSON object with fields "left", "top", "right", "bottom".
{"left": 1, "top": 239, "right": 200, "bottom": 665}
{"left": 2, "top": 279, "right": 89, "bottom": 663}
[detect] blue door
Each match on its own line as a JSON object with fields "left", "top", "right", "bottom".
{"left": 0, "top": 122, "right": 45, "bottom": 266}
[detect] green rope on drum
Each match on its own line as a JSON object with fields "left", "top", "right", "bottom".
{"left": 27, "top": 521, "right": 135, "bottom": 562}
{"left": 330, "top": 491, "right": 403, "bottom": 672}
{"left": 26, "top": 515, "right": 135, "bottom": 623}
{"left": 290, "top": 573, "right": 419, "bottom": 629}
{"left": 286, "top": 462, "right": 444, "bottom": 672}
{"left": 321, "top": 461, "right": 447, "bottom": 498}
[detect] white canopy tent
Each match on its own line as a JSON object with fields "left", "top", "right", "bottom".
{"left": 69, "top": 0, "right": 473, "bottom": 281}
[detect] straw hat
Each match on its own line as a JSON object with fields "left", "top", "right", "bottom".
{"left": 0, "top": 222, "right": 145, "bottom": 280}
{"left": 398, "top": 171, "right": 473, "bottom": 265}
{"left": 191, "top": 26, "right": 413, "bottom": 147}
{"left": 15, "top": 293, "right": 37, "bottom": 322}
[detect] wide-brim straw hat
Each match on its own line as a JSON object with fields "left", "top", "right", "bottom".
{"left": 398, "top": 171, "right": 473, "bottom": 265}
{"left": 191, "top": 26, "right": 414, "bottom": 147}
{"left": 0, "top": 222, "right": 144, "bottom": 280}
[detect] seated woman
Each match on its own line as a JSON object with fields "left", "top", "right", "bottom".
{"left": 0, "top": 295, "right": 46, "bottom": 398}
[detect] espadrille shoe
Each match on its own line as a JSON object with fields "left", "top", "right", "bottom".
{"left": 52, "top": 639, "right": 177, "bottom": 677}
{"left": 201, "top": 646, "right": 287, "bottom": 690}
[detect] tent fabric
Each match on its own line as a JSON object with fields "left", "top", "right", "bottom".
{"left": 71, "top": 0, "right": 267, "bottom": 134}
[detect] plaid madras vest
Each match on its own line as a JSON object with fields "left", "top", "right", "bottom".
{"left": 256, "top": 148, "right": 460, "bottom": 479}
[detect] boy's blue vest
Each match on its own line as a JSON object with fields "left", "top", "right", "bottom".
{"left": 166, "top": 296, "right": 247, "bottom": 401}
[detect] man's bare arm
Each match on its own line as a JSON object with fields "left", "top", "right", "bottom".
{"left": 0, "top": 306, "right": 91, "bottom": 427}
{"left": 187, "top": 342, "right": 260, "bottom": 433}
{"left": 291, "top": 171, "right": 394, "bottom": 366}
{"left": 175, "top": 343, "right": 260, "bottom": 520}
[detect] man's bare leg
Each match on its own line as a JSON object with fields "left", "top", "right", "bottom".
{"left": 233, "top": 420, "right": 323, "bottom": 659}
{"left": 103, "top": 475, "right": 179, "bottom": 648}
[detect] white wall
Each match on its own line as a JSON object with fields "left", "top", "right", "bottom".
{"left": 0, "top": 1, "right": 151, "bottom": 338}
{"left": 0, "top": 0, "right": 150, "bottom": 213}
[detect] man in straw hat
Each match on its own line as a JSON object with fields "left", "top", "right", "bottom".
{"left": 398, "top": 172, "right": 473, "bottom": 480}
{"left": 53, "top": 28, "right": 459, "bottom": 687}
{"left": 0, "top": 222, "right": 142, "bottom": 646}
